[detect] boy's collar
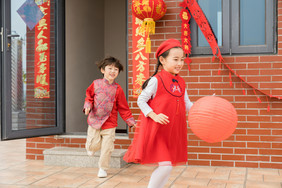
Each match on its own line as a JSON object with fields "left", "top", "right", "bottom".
{"left": 103, "top": 78, "right": 115, "bottom": 85}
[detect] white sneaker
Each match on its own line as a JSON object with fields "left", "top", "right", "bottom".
{"left": 97, "top": 168, "right": 107, "bottom": 178}
{"left": 87, "top": 150, "right": 94, "bottom": 156}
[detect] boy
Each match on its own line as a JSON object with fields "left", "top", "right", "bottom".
{"left": 83, "top": 56, "right": 135, "bottom": 178}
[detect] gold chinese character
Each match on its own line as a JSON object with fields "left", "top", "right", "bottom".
{"left": 134, "top": 38, "right": 146, "bottom": 53}
{"left": 38, "top": 52, "right": 47, "bottom": 64}
{"left": 135, "top": 18, "right": 143, "bottom": 26}
{"left": 135, "top": 26, "right": 145, "bottom": 37}
{"left": 182, "top": 11, "right": 188, "bottom": 20}
{"left": 37, "top": 19, "right": 48, "bottom": 30}
{"left": 135, "top": 52, "right": 147, "bottom": 61}
{"left": 135, "top": 73, "right": 146, "bottom": 86}
{"left": 37, "top": 30, "right": 47, "bottom": 39}
{"left": 36, "top": 74, "right": 48, "bottom": 85}
{"left": 38, "top": 63, "right": 47, "bottom": 73}
{"left": 40, "top": 6, "right": 48, "bottom": 16}
{"left": 184, "top": 31, "right": 188, "bottom": 36}
{"left": 36, "top": 39, "right": 48, "bottom": 52}
{"left": 136, "top": 61, "right": 146, "bottom": 72}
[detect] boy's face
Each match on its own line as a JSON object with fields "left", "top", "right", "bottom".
{"left": 101, "top": 64, "right": 119, "bottom": 83}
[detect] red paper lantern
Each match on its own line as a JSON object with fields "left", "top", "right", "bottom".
{"left": 132, "top": 0, "right": 167, "bottom": 53}
{"left": 188, "top": 96, "right": 237, "bottom": 143}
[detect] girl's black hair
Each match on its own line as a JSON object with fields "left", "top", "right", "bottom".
{"left": 142, "top": 46, "right": 182, "bottom": 90}
{"left": 142, "top": 60, "right": 162, "bottom": 89}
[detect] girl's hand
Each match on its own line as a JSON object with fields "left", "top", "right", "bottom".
{"left": 148, "top": 112, "right": 170, "bottom": 125}
{"left": 84, "top": 107, "right": 91, "bottom": 115}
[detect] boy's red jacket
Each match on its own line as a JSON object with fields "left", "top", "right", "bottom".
{"left": 84, "top": 79, "right": 135, "bottom": 129}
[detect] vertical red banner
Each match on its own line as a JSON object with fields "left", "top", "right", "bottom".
{"left": 34, "top": 0, "right": 50, "bottom": 98}
{"left": 132, "top": 15, "right": 150, "bottom": 98}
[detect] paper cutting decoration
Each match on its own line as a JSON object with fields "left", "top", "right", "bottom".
{"left": 180, "top": 0, "right": 223, "bottom": 70}
{"left": 17, "top": 0, "right": 44, "bottom": 30}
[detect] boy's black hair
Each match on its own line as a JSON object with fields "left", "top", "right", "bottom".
{"left": 96, "top": 56, "right": 124, "bottom": 72}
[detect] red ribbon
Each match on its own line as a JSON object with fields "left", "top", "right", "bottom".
{"left": 180, "top": 0, "right": 223, "bottom": 64}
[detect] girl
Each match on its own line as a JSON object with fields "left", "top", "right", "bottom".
{"left": 124, "top": 39, "right": 193, "bottom": 188}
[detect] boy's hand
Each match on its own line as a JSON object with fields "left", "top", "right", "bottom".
{"left": 84, "top": 107, "right": 91, "bottom": 115}
{"left": 130, "top": 123, "right": 137, "bottom": 129}
{"left": 148, "top": 112, "right": 170, "bottom": 125}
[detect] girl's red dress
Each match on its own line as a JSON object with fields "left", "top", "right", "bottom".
{"left": 124, "top": 70, "right": 187, "bottom": 166}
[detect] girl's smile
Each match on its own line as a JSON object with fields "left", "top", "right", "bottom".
{"left": 159, "top": 48, "right": 185, "bottom": 75}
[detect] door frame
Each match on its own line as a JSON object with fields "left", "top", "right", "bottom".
{"left": 1, "top": 0, "right": 65, "bottom": 140}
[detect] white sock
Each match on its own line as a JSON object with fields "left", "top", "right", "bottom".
{"left": 147, "top": 161, "right": 172, "bottom": 188}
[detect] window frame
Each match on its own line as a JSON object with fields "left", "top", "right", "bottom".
{"left": 190, "top": 0, "right": 276, "bottom": 56}
{"left": 231, "top": 0, "right": 276, "bottom": 54}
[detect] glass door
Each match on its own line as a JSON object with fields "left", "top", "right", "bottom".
{"left": 1, "top": 0, "right": 65, "bottom": 140}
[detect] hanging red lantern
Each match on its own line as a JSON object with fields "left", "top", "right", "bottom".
{"left": 132, "top": 0, "right": 167, "bottom": 53}
{"left": 188, "top": 96, "right": 238, "bottom": 143}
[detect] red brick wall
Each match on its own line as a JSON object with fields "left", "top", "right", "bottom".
{"left": 27, "top": 0, "right": 282, "bottom": 169}
{"left": 126, "top": 0, "right": 282, "bottom": 169}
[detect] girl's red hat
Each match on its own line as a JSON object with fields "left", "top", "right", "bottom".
{"left": 155, "top": 39, "right": 182, "bottom": 59}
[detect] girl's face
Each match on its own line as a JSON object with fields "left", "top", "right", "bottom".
{"left": 101, "top": 64, "right": 119, "bottom": 84}
{"left": 160, "top": 48, "right": 185, "bottom": 75}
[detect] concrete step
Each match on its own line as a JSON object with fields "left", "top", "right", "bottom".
{"left": 43, "top": 147, "right": 128, "bottom": 168}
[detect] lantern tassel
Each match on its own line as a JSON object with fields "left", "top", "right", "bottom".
{"left": 146, "top": 37, "right": 151, "bottom": 53}
{"left": 229, "top": 71, "right": 232, "bottom": 87}
{"left": 141, "top": 18, "right": 155, "bottom": 53}
{"left": 253, "top": 88, "right": 261, "bottom": 103}
{"left": 266, "top": 96, "right": 270, "bottom": 112}
{"left": 241, "top": 80, "right": 246, "bottom": 95}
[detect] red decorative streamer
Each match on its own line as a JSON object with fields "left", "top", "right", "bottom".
{"left": 180, "top": 0, "right": 224, "bottom": 66}
{"left": 132, "top": 15, "right": 150, "bottom": 98}
{"left": 34, "top": 0, "right": 50, "bottom": 98}
{"left": 179, "top": 7, "right": 192, "bottom": 70}
{"left": 179, "top": 0, "right": 280, "bottom": 111}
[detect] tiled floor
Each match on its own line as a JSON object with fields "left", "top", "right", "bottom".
{"left": 0, "top": 139, "right": 282, "bottom": 188}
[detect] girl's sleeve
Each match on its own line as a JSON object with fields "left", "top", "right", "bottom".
{"left": 116, "top": 86, "right": 136, "bottom": 127}
{"left": 137, "top": 77, "right": 158, "bottom": 117}
{"left": 83, "top": 82, "right": 94, "bottom": 111}
{"left": 184, "top": 90, "right": 193, "bottom": 112}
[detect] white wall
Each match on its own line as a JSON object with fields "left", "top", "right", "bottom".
{"left": 66, "top": 0, "right": 127, "bottom": 132}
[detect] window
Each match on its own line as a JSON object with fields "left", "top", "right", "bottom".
{"left": 190, "top": 0, "right": 276, "bottom": 55}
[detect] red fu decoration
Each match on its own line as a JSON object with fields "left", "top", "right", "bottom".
{"left": 132, "top": 0, "right": 167, "bottom": 53}
{"left": 180, "top": 0, "right": 224, "bottom": 70}
{"left": 188, "top": 96, "right": 238, "bottom": 143}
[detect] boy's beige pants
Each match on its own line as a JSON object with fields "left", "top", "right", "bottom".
{"left": 85, "top": 125, "right": 116, "bottom": 170}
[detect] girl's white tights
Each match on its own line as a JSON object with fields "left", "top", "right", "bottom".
{"left": 147, "top": 161, "right": 172, "bottom": 188}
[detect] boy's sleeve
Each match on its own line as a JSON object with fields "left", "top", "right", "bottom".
{"left": 83, "top": 82, "right": 95, "bottom": 111}
{"left": 116, "top": 86, "right": 136, "bottom": 127}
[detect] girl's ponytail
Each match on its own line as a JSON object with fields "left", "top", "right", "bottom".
{"left": 142, "top": 60, "right": 162, "bottom": 90}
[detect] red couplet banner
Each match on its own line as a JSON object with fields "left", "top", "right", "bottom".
{"left": 34, "top": 0, "right": 50, "bottom": 98}
{"left": 132, "top": 15, "right": 150, "bottom": 98}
